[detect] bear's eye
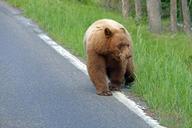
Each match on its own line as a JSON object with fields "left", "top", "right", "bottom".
{"left": 117, "top": 43, "right": 129, "bottom": 49}
{"left": 117, "top": 44, "right": 124, "bottom": 49}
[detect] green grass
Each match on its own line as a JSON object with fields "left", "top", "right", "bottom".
{"left": 6, "top": 0, "right": 192, "bottom": 127}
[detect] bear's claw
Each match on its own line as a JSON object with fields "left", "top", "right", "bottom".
{"left": 108, "top": 82, "right": 121, "bottom": 91}
{"left": 109, "top": 86, "right": 121, "bottom": 91}
{"left": 97, "top": 90, "right": 112, "bottom": 96}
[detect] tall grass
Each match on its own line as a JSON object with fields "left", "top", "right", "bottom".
{"left": 6, "top": 0, "right": 192, "bottom": 127}
{"left": 134, "top": 27, "right": 192, "bottom": 127}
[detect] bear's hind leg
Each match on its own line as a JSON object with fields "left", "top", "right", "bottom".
{"left": 124, "top": 58, "right": 135, "bottom": 86}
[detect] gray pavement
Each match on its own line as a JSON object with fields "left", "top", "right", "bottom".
{"left": 0, "top": 2, "right": 150, "bottom": 128}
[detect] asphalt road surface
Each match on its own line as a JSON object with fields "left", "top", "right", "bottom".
{"left": 0, "top": 2, "right": 150, "bottom": 128}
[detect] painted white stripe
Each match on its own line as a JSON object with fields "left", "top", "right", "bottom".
{"left": 38, "top": 33, "right": 166, "bottom": 128}
{"left": 113, "top": 92, "right": 166, "bottom": 128}
{"left": 38, "top": 34, "right": 88, "bottom": 75}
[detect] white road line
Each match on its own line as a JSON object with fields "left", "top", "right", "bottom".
{"left": 113, "top": 92, "right": 165, "bottom": 128}
{"left": 38, "top": 33, "right": 166, "bottom": 128}
{"left": 38, "top": 34, "right": 88, "bottom": 76}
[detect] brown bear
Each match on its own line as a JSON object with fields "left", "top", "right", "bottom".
{"left": 84, "top": 19, "right": 135, "bottom": 96}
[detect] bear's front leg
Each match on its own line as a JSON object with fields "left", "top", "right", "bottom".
{"left": 87, "top": 53, "right": 112, "bottom": 96}
{"left": 108, "top": 63, "right": 127, "bottom": 91}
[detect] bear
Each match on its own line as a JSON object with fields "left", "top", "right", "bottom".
{"left": 84, "top": 19, "right": 135, "bottom": 96}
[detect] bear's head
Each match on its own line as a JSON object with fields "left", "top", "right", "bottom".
{"left": 104, "top": 27, "right": 132, "bottom": 62}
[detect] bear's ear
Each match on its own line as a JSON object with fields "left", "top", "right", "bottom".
{"left": 104, "top": 28, "right": 113, "bottom": 38}
{"left": 120, "top": 28, "right": 126, "bottom": 33}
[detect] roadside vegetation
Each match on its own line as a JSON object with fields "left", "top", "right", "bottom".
{"left": 6, "top": 0, "right": 192, "bottom": 127}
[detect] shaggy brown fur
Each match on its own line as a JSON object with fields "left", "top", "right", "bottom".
{"left": 84, "top": 19, "right": 135, "bottom": 96}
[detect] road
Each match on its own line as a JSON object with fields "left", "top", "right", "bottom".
{"left": 0, "top": 1, "right": 150, "bottom": 128}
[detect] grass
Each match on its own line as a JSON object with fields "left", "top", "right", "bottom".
{"left": 6, "top": 0, "right": 192, "bottom": 127}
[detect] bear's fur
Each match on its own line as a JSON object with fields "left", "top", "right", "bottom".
{"left": 84, "top": 19, "right": 135, "bottom": 96}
